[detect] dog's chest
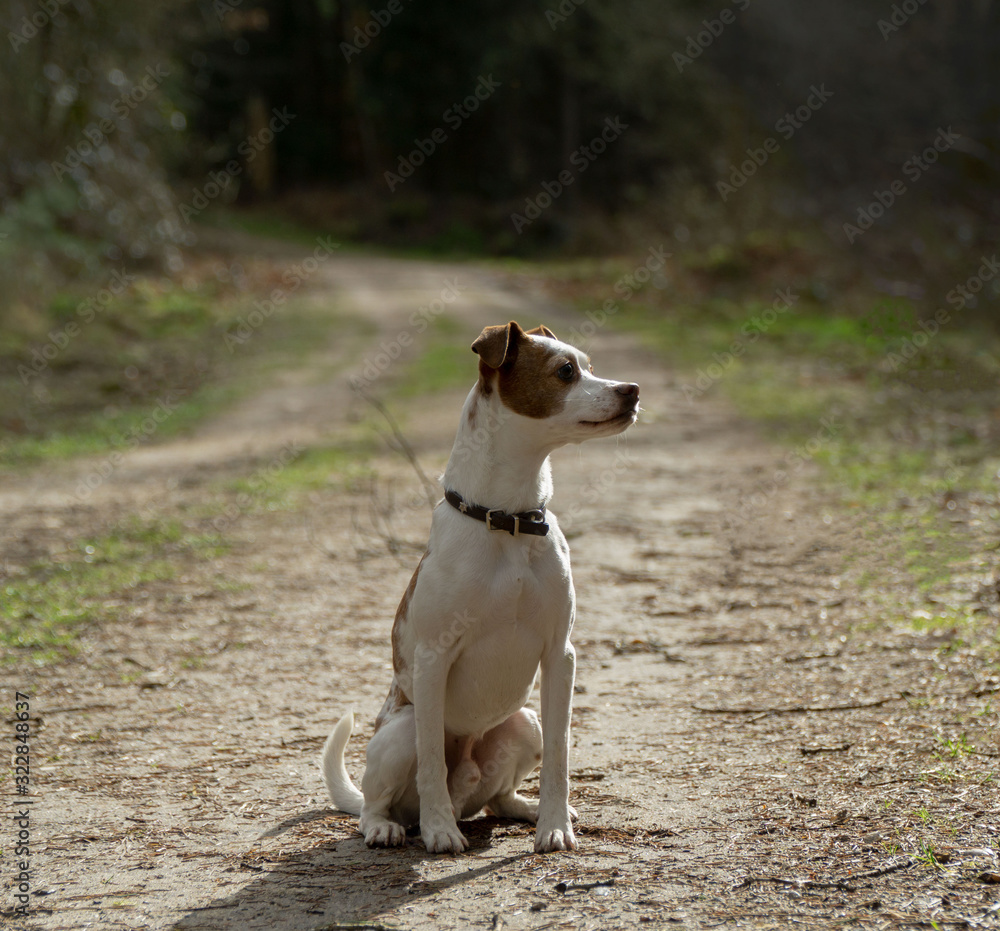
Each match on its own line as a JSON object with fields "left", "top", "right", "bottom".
{"left": 419, "top": 531, "right": 572, "bottom": 736}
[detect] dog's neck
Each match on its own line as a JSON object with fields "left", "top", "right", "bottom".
{"left": 442, "top": 383, "right": 555, "bottom": 515}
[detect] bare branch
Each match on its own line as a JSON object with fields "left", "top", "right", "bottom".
{"left": 356, "top": 387, "right": 439, "bottom": 511}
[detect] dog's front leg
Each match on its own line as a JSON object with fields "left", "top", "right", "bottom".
{"left": 535, "top": 641, "right": 578, "bottom": 852}
{"left": 412, "top": 644, "right": 468, "bottom": 854}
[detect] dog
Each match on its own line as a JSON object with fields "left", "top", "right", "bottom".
{"left": 321, "top": 321, "right": 639, "bottom": 853}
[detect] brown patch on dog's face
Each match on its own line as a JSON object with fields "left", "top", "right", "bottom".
{"left": 498, "top": 337, "right": 578, "bottom": 419}
{"left": 473, "top": 322, "right": 583, "bottom": 420}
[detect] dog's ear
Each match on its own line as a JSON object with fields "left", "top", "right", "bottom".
{"left": 526, "top": 325, "right": 557, "bottom": 340}
{"left": 472, "top": 321, "right": 525, "bottom": 369}
{"left": 471, "top": 324, "right": 510, "bottom": 369}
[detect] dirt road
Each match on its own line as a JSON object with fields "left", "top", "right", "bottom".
{"left": 4, "top": 244, "right": 998, "bottom": 930}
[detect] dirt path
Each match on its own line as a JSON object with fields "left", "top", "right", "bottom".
{"left": 4, "top": 245, "right": 998, "bottom": 931}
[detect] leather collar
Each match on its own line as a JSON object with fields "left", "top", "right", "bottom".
{"left": 444, "top": 489, "right": 549, "bottom": 537}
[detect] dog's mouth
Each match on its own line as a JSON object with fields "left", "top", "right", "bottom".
{"left": 579, "top": 407, "right": 639, "bottom": 428}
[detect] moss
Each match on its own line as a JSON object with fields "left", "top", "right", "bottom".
{"left": 1, "top": 517, "right": 229, "bottom": 664}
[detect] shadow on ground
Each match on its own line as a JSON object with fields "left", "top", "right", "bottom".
{"left": 172, "top": 816, "right": 534, "bottom": 931}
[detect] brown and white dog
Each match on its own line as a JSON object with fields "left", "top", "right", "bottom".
{"left": 321, "top": 321, "right": 639, "bottom": 853}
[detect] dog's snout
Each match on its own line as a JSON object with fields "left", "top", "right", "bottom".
{"left": 615, "top": 382, "right": 640, "bottom": 399}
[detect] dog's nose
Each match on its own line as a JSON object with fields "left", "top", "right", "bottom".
{"left": 615, "top": 382, "right": 640, "bottom": 398}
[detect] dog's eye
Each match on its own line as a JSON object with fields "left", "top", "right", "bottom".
{"left": 557, "top": 363, "right": 576, "bottom": 381}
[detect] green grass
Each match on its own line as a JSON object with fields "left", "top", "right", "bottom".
{"left": 391, "top": 316, "right": 474, "bottom": 397}
{"left": 1, "top": 517, "right": 228, "bottom": 664}
{"left": 200, "top": 207, "right": 347, "bottom": 249}
{"left": 206, "top": 200, "right": 502, "bottom": 259}
{"left": 395, "top": 341, "right": 472, "bottom": 397}
{"left": 223, "top": 434, "right": 378, "bottom": 509}
{"left": 581, "top": 279, "right": 1000, "bottom": 506}
{"left": 550, "top": 249, "right": 1000, "bottom": 649}
{"left": 2, "top": 383, "right": 237, "bottom": 463}
{"left": 1, "top": 283, "right": 369, "bottom": 466}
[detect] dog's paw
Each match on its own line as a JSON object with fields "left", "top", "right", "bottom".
{"left": 364, "top": 820, "right": 407, "bottom": 847}
{"left": 421, "top": 822, "right": 469, "bottom": 854}
{"left": 534, "top": 822, "right": 577, "bottom": 853}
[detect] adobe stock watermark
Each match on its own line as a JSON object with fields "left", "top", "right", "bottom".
{"left": 18, "top": 268, "right": 136, "bottom": 386}
{"left": 11, "top": 691, "right": 33, "bottom": 917}
{"left": 565, "top": 245, "right": 671, "bottom": 346}
{"left": 681, "top": 287, "right": 799, "bottom": 401}
{"left": 224, "top": 235, "right": 339, "bottom": 351}
{"left": 340, "top": 0, "right": 415, "bottom": 62}
{"left": 881, "top": 255, "right": 999, "bottom": 372}
{"left": 349, "top": 278, "right": 466, "bottom": 390}
{"left": 397, "top": 611, "right": 481, "bottom": 696}
{"left": 511, "top": 116, "right": 629, "bottom": 234}
{"left": 560, "top": 448, "right": 635, "bottom": 533}
{"left": 371, "top": 401, "right": 517, "bottom": 531}
{"left": 73, "top": 390, "right": 182, "bottom": 501}
{"left": 384, "top": 75, "right": 501, "bottom": 191}
{"left": 673, "top": 0, "right": 751, "bottom": 72}
{"left": 209, "top": 441, "right": 304, "bottom": 533}
{"left": 51, "top": 65, "right": 170, "bottom": 180}
{"left": 717, "top": 85, "right": 833, "bottom": 201}
{"left": 387, "top": 402, "right": 516, "bottom": 526}
{"left": 878, "top": 0, "right": 929, "bottom": 40}
{"left": 725, "top": 413, "right": 842, "bottom": 530}
{"left": 7, "top": 0, "right": 72, "bottom": 52}
{"left": 214, "top": 0, "right": 247, "bottom": 17}
{"left": 180, "top": 107, "right": 296, "bottom": 223}
{"left": 842, "top": 126, "right": 960, "bottom": 243}
{"left": 545, "top": 0, "right": 587, "bottom": 29}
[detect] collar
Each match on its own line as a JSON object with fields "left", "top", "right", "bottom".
{"left": 444, "top": 489, "right": 549, "bottom": 537}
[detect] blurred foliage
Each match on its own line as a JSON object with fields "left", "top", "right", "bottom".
{"left": 546, "top": 245, "right": 1000, "bottom": 507}
{"left": 0, "top": 0, "right": 191, "bottom": 260}
{"left": 3, "top": 0, "right": 999, "bottom": 264}
{"left": 0, "top": 257, "right": 369, "bottom": 463}
{"left": 1, "top": 0, "right": 998, "bottom": 427}
{"left": 179, "top": 0, "right": 1000, "bottom": 206}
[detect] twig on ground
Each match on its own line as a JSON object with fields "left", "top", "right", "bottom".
{"left": 972, "top": 684, "right": 1000, "bottom": 696}
{"left": 357, "top": 387, "right": 439, "bottom": 510}
{"left": 555, "top": 878, "right": 617, "bottom": 894}
{"left": 687, "top": 637, "right": 768, "bottom": 647}
{"left": 733, "top": 856, "right": 916, "bottom": 892}
{"left": 693, "top": 696, "right": 899, "bottom": 715}
{"left": 784, "top": 651, "right": 843, "bottom": 663}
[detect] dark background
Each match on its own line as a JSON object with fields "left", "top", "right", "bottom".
{"left": 2, "top": 0, "right": 998, "bottom": 266}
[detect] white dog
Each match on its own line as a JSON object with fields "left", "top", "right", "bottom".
{"left": 322, "top": 321, "right": 639, "bottom": 853}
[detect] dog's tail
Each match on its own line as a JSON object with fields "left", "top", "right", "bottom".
{"left": 320, "top": 711, "right": 364, "bottom": 815}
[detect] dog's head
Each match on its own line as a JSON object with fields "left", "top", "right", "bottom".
{"left": 471, "top": 321, "right": 639, "bottom": 444}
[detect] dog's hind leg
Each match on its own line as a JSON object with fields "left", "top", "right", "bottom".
{"left": 447, "top": 736, "right": 482, "bottom": 816}
{"left": 359, "top": 706, "right": 418, "bottom": 847}
{"left": 476, "top": 708, "right": 549, "bottom": 823}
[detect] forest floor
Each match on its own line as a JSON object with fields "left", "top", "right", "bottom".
{"left": 3, "top": 233, "right": 999, "bottom": 930}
